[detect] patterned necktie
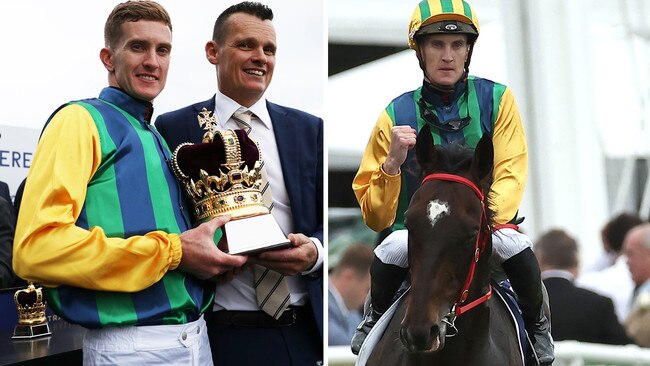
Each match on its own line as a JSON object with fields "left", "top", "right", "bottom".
{"left": 231, "top": 110, "right": 273, "bottom": 212}
{"left": 231, "top": 109, "right": 290, "bottom": 319}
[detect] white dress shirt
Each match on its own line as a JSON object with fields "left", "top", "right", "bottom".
{"left": 211, "top": 91, "right": 323, "bottom": 311}
{"left": 576, "top": 255, "right": 634, "bottom": 323}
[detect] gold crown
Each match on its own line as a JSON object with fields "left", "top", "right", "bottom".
{"left": 171, "top": 129, "right": 269, "bottom": 222}
{"left": 14, "top": 282, "right": 47, "bottom": 325}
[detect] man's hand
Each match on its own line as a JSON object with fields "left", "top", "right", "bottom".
{"left": 249, "top": 233, "right": 318, "bottom": 276}
{"left": 383, "top": 125, "right": 417, "bottom": 175}
{"left": 178, "top": 216, "right": 247, "bottom": 280}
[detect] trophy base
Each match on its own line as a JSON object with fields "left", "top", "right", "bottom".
{"left": 12, "top": 323, "right": 52, "bottom": 339}
{"left": 222, "top": 213, "right": 291, "bottom": 255}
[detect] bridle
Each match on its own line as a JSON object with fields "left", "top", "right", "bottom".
{"left": 419, "top": 173, "right": 493, "bottom": 336}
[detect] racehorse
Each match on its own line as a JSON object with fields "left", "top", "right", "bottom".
{"left": 366, "top": 125, "right": 523, "bottom": 366}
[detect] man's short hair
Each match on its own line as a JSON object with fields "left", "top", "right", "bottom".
{"left": 332, "top": 244, "right": 374, "bottom": 277}
{"left": 212, "top": 2, "right": 273, "bottom": 44}
{"left": 602, "top": 212, "right": 643, "bottom": 253}
{"left": 535, "top": 229, "right": 578, "bottom": 270}
{"left": 104, "top": 0, "right": 172, "bottom": 48}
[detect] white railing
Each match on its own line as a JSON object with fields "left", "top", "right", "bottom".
{"left": 327, "top": 342, "right": 650, "bottom": 366}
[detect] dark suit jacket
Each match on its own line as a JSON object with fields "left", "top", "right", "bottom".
{"left": 13, "top": 178, "right": 26, "bottom": 219}
{"left": 0, "top": 181, "right": 11, "bottom": 206}
{"left": 0, "top": 197, "right": 15, "bottom": 288}
{"left": 544, "top": 276, "right": 633, "bottom": 345}
{"left": 154, "top": 97, "right": 324, "bottom": 337}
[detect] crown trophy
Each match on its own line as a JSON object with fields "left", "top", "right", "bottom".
{"left": 171, "top": 128, "right": 290, "bottom": 255}
{"left": 12, "top": 282, "right": 52, "bottom": 339}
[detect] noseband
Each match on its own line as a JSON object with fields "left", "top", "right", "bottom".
{"left": 420, "top": 173, "right": 492, "bottom": 332}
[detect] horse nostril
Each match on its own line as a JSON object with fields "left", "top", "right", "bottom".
{"left": 400, "top": 323, "right": 439, "bottom": 352}
{"left": 399, "top": 326, "right": 408, "bottom": 346}
{"left": 430, "top": 324, "right": 439, "bottom": 340}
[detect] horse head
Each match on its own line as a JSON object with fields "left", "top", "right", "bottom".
{"left": 400, "top": 125, "right": 494, "bottom": 353}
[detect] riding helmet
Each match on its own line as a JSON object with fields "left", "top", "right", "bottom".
{"left": 408, "top": 0, "right": 481, "bottom": 50}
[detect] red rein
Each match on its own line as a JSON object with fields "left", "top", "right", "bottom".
{"left": 420, "top": 173, "right": 492, "bottom": 317}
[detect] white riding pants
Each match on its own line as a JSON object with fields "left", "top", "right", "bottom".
{"left": 83, "top": 315, "right": 213, "bottom": 366}
{"left": 374, "top": 227, "right": 532, "bottom": 268}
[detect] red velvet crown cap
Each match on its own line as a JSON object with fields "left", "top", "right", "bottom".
{"left": 174, "top": 128, "right": 260, "bottom": 181}
{"left": 170, "top": 128, "right": 268, "bottom": 222}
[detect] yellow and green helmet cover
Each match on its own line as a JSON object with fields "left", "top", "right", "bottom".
{"left": 408, "top": 0, "right": 480, "bottom": 50}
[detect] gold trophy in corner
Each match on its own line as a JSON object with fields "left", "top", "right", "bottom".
{"left": 12, "top": 282, "right": 52, "bottom": 339}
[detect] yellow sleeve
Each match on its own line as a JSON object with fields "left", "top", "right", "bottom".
{"left": 13, "top": 104, "right": 183, "bottom": 292}
{"left": 490, "top": 87, "right": 528, "bottom": 225}
{"left": 352, "top": 110, "right": 402, "bottom": 232}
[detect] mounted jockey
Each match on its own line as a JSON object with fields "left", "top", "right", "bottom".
{"left": 350, "top": 1, "right": 554, "bottom": 364}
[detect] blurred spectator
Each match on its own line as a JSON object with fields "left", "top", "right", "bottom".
{"left": 536, "top": 229, "right": 633, "bottom": 345}
{"left": 0, "top": 181, "right": 11, "bottom": 206}
{"left": 328, "top": 243, "right": 373, "bottom": 346}
{"left": 0, "top": 197, "right": 15, "bottom": 288}
{"left": 13, "top": 178, "right": 26, "bottom": 219}
{"left": 623, "top": 223, "right": 650, "bottom": 347}
{"left": 585, "top": 212, "right": 643, "bottom": 272}
{"left": 576, "top": 213, "right": 643, "bottom": 322}
{"left": 9, "top": 178, "right": 29, "bottom": 288}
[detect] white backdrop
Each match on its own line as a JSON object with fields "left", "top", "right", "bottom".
{"left": 0, "top": 0, "right": 325, "bottom": 196}
{"left": 0, "top": 126, "right": 38, "bottom": 199}
{"left": 0, "top": 0, "right": 325, "bottom": 128}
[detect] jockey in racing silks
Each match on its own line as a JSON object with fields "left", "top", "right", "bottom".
{"left": 350, "top": 1, "right": 553, "bottom": 364}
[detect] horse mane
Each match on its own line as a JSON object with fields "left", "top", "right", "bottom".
{"left": 416, "top": 142, "right": 496, "bottom": 227}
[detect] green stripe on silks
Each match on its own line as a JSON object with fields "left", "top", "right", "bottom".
{"left": 413, "top": 87, "right": 442, "bottom": 145}
{"left": 492, "top": 83, "right": 507, "bottom": 128}
{"left": 461, "top": 78, "right": 483, "bottom": 148}
{"left": 115, "top": 108, "right": 180, "bottom": 235}
{"left": 75, "top": 101, "right": 125, "bottom": 237}
{"left": 386, "top": 99, "right": 407, "bottom": 231}
{"left": 386, "top": 101, "right": 396, "bottom": 124}
{"left": 160, "top": 272, "right": 189, "bottom": 325}
{"left": 75, "top": 102, "right": 136, "bottom": 327}
{"left": 96, "top": 291, "right": 137, "bottom": 326}
{"left": 110, "top": 108, "right": 202, "bottom": 325}
{"left": 161, "top": 227, "right": 222, "bottom": 321}
{"left": 45, "top": 288, "right": 62, "bottom": 320}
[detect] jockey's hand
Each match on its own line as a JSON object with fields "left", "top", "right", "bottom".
{"left": 383, "top": 125, "right": 417, "bottom": 175}
{"left": 178, "top": 216, "right": 248, "bottom": 280}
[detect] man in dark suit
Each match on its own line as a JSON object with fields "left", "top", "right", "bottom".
{"left": 0, "top": 197, "right": 15, "bottom": 288}
{"left": 154, "top": 2, "right": 323, "bottom": 365}
{"left": 535, "top": 229, "right": 633, "bottom": 345}
{"left": 0, "top": 180, "right": 11, "bottom": 206}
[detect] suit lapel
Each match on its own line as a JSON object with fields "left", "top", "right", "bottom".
{"left": 267, "top": 101, "right": 301, "bottom": 226}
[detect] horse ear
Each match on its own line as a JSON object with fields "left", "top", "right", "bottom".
{"left": 471, "top": 134, "right": 494, "bottom": 186}
{"left": 415, "top": 124, "right": 436, "bottom": 169}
